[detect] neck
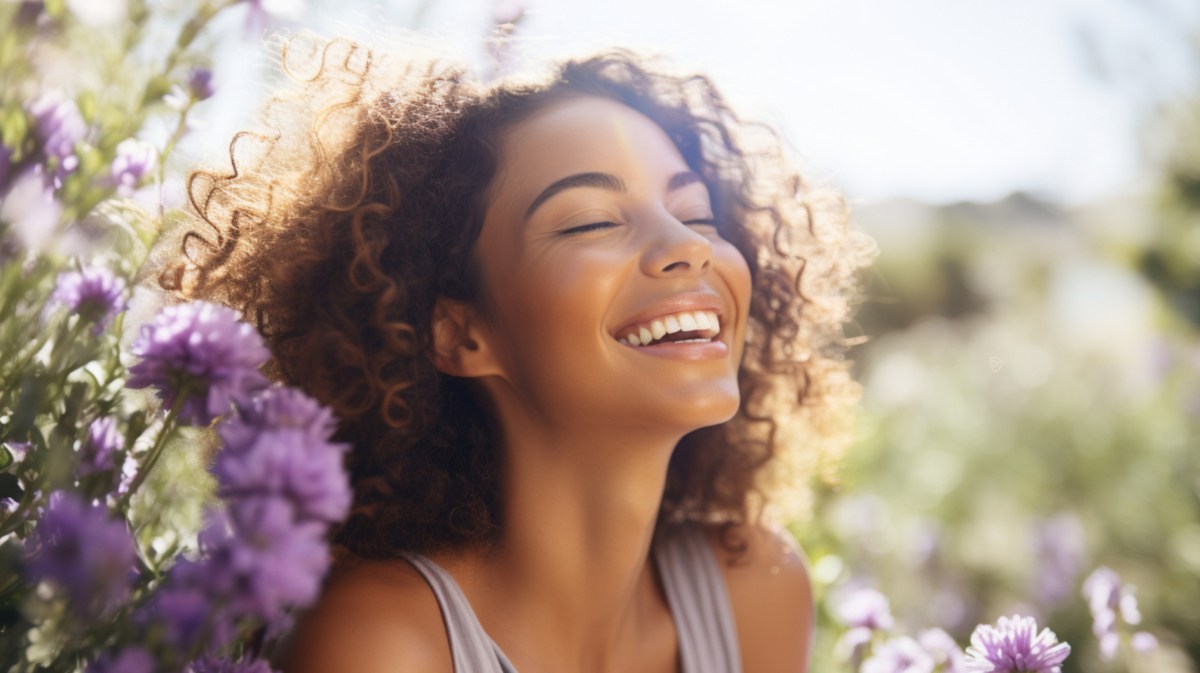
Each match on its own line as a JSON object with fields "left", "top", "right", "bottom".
{"left": 466, "top": 418, "right": 684, "bottom": 673}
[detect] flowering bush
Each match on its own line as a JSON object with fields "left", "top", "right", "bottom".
{"left": 2, "top": 2, "right": 1192, "bottom": 673}
{"left": 824, "top": 581, "right": 1165, "bottom": 673}
{"left": 0, "top": 2, "right": 347, "bottom": 672}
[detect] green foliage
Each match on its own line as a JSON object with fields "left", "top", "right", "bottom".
{"left": 0, "top": 2, "right": 251, "bottom": 670}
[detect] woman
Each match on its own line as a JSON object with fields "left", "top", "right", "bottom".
{"left": 163, "top": 33, "right": 872, "bottom": 673}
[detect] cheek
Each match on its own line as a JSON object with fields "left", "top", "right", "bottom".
{"left": 718, "top": 244, "right": 753, "bottom": 315}
{"left": 499, "top": 248, "right": 632, "bottom": 348}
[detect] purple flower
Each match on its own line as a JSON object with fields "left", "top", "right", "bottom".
{"left": 80, "top": 416, "right": 124, "bottom": 477}
{"left": 1083, "top": 566, "right": 1141, "bottom": 625}
{"left": 832, "top": 586, "right": 895, "bottom": 630}
{"left": 86, "top": 646, "right": 156, "bottom": 673}
{"left": 144, "top": 511, "right": 256, "bottom": 652}
{"left": 224, "top": 496, "right": 330, "bottom": 620}
{"left": 835, "top": 626, "right": 874, "bottom": 666}
{"left": 50, "top": 266, "right": 128, "bottom": 334}
{"left": 109, "top": 138, "right": 156, "bottom": 197}
{"left": 215, "top": 386, "right": 350, "bottom": 524}
{"left": 187, "top": 656, "right": 277, "bottom": 673}
{"left": 1082, "top": 566, "right": 1146, "bottom": 660}
{"left": 965, "top": 615, "right": 1071, "bottom": 673}
{"left": 28, "top": 90, "right": 85, "bottom": 183}
{"left": 918, "top": 628, "right": 970, "bottom": 673}
{"left": 862, "top": 636, "right": 935, "bottom": 673}
{"left": 151, "top": 499, "right": 329, "bottom": 644}
{"left": 146, "top": 576, "right": 229, "bottom": 652}
{"left": 188, "top": 68, "right": 216, "bottom": 101}
{"left": 27, "top": 491, "right": 137, "bottom": 618}
{"left": 1082, "top": 566, "right": 1121, "bottom": 617}
{"left": 1130, "top": 631, "right": 1158, "bottom": 653}
{"left": 127, "top": 301, "right": 270, "bottom": 425}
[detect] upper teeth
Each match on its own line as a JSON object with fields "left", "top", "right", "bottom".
{"left": 617, "top": 310, "right": 721, "bottom": 346}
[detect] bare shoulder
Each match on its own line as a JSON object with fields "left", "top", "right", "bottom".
{"left": 278, "top": 556, "right": 453, "bottom": 673}
{"left": 706, "top": 522, "right": 814, "bottom": 673}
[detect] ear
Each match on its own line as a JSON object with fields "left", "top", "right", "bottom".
{"left": 429, "top": 298, "right": 504, "bottom": 379}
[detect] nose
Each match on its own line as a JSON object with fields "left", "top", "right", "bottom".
{"left": 640, "top": 216, "right": 713, "bottom": 277}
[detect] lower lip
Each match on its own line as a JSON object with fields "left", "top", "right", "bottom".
{"left": 617, "top": 339, "right": 729, "bottom": 360}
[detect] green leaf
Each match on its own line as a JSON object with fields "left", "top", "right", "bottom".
{"left": 77, "top": 90, "right": 98, "bottom": 125}
{"left": 0, "top": 446, "right": 10, "bottom": 471}
{"left": 0, "top": 106, "right": 30, "bottom": 153}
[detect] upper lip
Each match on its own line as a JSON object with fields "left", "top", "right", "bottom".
{"left": 611, "top": 291, "right": 726, "bottom": 339}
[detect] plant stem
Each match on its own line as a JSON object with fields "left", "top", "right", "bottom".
{"left": 116, "top": 390, "right": 188, "bottom": 512}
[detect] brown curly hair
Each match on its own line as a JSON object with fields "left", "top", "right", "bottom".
{"left": 159, "top": 33, "right": 875, "bottom": 558}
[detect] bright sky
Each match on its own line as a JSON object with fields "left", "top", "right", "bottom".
{"left": 215, "top": 0, "right": 1199, "bottom": 206}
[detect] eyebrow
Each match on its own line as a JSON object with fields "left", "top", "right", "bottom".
{"left": 522, "top": 170, "right": 705, "bottom": 222}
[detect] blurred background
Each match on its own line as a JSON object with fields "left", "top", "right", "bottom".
{"left": 16, "top": 0, "right": 1200, "bottom": 671}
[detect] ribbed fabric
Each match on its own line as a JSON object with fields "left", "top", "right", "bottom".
{"left": 402, "top": 525, "right": 741, "bottom": 673}
{"left": 401, "top": 552, "right": 517, "bottom": 673}
{"left": 654, "top": 526, "right": 743, "bottom": 673}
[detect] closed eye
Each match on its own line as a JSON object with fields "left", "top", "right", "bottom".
{"left": 561, "top": 221, "right": 619, "bottom": 235}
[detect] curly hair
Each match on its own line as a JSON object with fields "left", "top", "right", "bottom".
{"left": 159, "top": 33, "right": 875, "bottom": 558}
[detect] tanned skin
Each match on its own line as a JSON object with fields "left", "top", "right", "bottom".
{"left": 282, "top": 96, "right": 813, "bottom": 673}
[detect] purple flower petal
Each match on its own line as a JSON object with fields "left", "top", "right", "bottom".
{"left": 1082, "top": 565, "right": 1144, "bottom": 660}
{"left": 86, "top": 646, "right": 156, "bottom": 673}
{"left": 81, "top": 416, "right": 124, "bottom": 477}
{"left": 1082, "top": 566, "right": 1121, "bottom": 616}
{"left": 225, "top": 496, "right": 330, "bottom": 620}
{"left": 862, "top": 636, "right": 935, "bottom": 673}
{"left": 27, "top": 491, "right": 137, "bottom": 618}
{"left": 832, "top": 586, "right": 896, "bottom": 630}
{"left": 187, "top": 68, "right": 216, "bottom": 101}
{"left": 50, "top": 266, "right": 128, "bottom": 334}
{"left": 965, "top": 615, "right": 1071, "bottom": 673}
{"left": 215, "top": 386, "right": 350, "bottom": 524}
{"left": 918, "top": 628, "right": 970, "bottom": 673}
{"left": 109, "top": 138, "right": 156, "bottom": 197}
{"left": 27, "top": 90, "right": 86, "bottom": 186}
{"left": 29, "top": 90, "right": 85, "bottom": 163}
{"left": 1131, "top": 631, "right": 1158, "bottom": 653}
{"left": 127, "top": 301, "right": 270, "bottom": 424}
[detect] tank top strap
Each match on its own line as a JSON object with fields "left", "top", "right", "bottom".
{"left": 653, "top": 525, "right": 744, "bottom": 673}
{"left": 403, "top": 526, "right": 741, "bottom": 673}
{"left": 401, "top": 553, "right": 517, "bottom": 673}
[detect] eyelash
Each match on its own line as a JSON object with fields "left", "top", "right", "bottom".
{"left": 561, "top": 221, "right": 618, "bottom": 235}
{"left": 561, "top": 219, "right": 718, "bottom": 236}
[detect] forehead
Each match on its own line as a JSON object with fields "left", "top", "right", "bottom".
{"left": 487, "top": 96, "right": 692, "bottom": 210}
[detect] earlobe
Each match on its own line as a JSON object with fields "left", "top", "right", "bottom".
{"left": 430, "top": 298, "right": 503, "bottom": 378}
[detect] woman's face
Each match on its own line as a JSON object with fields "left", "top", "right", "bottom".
{"left": 471, "top": 95, "right": 752, "bottom": 435}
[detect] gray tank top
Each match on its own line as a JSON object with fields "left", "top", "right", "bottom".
{"left": 402, "top": 525, "right": 742, "bottom": 673}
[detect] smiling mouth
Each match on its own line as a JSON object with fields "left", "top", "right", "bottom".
{"left": 615, "top": 310, "right": 722, "bottom": 347}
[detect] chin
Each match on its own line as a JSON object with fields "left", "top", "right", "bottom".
{"left": 656, "top": 383, "right": 741, "bottom": 432}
